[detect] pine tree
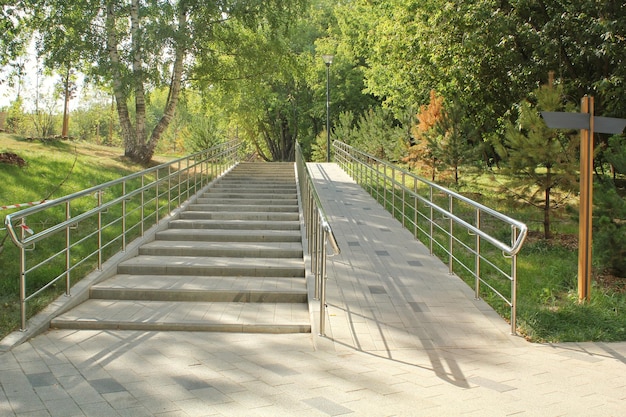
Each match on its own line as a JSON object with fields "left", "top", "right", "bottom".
{"left": 404, "top": 90, "right": 443, "bottom": 180}
{"left": 496, "top": 83, "right": 578, "bottom": 239}
{"left": 430, "top": 102, "right": 477, "bottom": 185}
{"left": 594, "top": 135, "right": 626, "bottom": 275}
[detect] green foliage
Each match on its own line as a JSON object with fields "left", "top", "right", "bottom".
{"left": 186, "top": 115, "right": 225, "bottom": 154}
{"left": 328, "top": 108, "right": 405, "bottom": 162}
{"left": 4, "top": 97, "right": 26, "bottom": 134}
{"left": 351, "top": 107, "right": 405, "bottom": 161}
{"left": 594, "top": 135, "right": 626, "bottom": 275}
{"left": 322, "top": 0, "right": 626, "bottom": 150}
{"left": 430, "top": 101, "right": 478, "bottom": 184}
{"left": 0, "top": 1, "right": 30, "bottom": 68}
{"left": 496, "top": 84, "right": 578, "bottom": 239}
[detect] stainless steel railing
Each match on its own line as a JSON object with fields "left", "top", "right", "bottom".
{"left": 295, "top": 142, "right": 340, "bottom": 336}
{"left": 5, "top": 139, "right": 242, "bottom": 331}
{"left": 333, "top": 140, "right": 528, "bottom": 334}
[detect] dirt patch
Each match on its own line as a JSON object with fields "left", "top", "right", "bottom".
{"left": 0, "top": 152, "right": 27, "bottom": 167}
{"left": 597, "top": 272, "right": 626, "bottom": 293}
{"left": 526, "top": 230, "right": 579, "bottom": 251}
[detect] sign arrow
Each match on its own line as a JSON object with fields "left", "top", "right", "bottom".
{"left": 541, "top": 112, "right": 626, "bottom": 134}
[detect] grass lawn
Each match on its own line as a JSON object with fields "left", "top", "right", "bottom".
{"left": 0, "top": 133, "right": 175, "bottom": 339}
{"left": 370, "top": 164, "right": 626, "bottom": 342}
{"left": 456, "top": 170, "right": 626, "bottom": 342}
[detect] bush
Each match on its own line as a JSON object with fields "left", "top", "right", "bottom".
{"left": 594, "top": 135, "right": 626, "bottom": 275}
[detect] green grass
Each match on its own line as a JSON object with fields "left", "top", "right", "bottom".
{"left": 344, "top": 160, "right": 626, "bottom": 343}
{"left": 0, "top": 133, "right": 177, "bottom": 339}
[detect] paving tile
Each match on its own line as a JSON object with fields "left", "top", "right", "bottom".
{"left": 26, "top": 372, "right": 58, "bottom": 388}
{"left": 301, "top": 396, "right": 354, "bottom": 416}
{"left": 89, "top": 378, "right": 126, "bottom": 394}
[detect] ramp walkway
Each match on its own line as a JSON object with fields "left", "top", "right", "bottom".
{"left": 1, "top": 163, "right": 625, "bottom": 416}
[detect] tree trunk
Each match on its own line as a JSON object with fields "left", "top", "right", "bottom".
{"left": 106, "top": 3, "right": 136, "bottom": 151}
{"left": 61, "top": 67, "right": 70, "bottom": 138}
{"left": 105, "top": 1, "right": 187, "bottom": 166}
{"left": 544, "top": 167, "right": 552, "bottom": 239}
{"left": 126, "top": 0, "right": 148, "bottom": 162}
{"left": 143, "top": 5, "right": 188, "bottom": 165}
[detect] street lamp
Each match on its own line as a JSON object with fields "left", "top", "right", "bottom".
{"left": 322, "top": 54, "right": 334, "bottom": 162}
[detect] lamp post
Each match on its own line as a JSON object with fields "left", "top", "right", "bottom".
{"left": 322, "top": 54, "right": 334, "bottom": 162}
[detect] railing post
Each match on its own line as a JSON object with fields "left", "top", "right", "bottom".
{"left": 19, "top": 221, "right": 27, "bottom": 331}
{"left": 186, "top": 157, "right": 190, "bottom": 201}
{"left": 177, "top": 159, "right": 182, "bottom": 208}
{"left": 475, "top": 209, "right": 481, "bottom": 300}
{"left": 314, "top": 210, "right": 322, "bottom": 300}
{"left": 448, "top": 194, "right": 453, "bottom": 274}
{"left": 122, "top": 180, "right": 127, "bottom": 252}
{"left": 167, "top": 165, "right": 172, "bottom": 214}
{"left": 401, "top": 171, "right": 406, "bottom": 227}
{"left": 155, "top": 169, "right": 160, "bottom": 223}
{"left": 413, "top": 179, "right": 418, "bottom": 238}
{"left": 97, "top": 191, "right": 102, "bottom": 270}
{"left": 429, "top": 186, "right": 434, "bottom": 255}
{"left": 66, "top": 200, "right": 72, "bottom": 291}
{"left": 140, "top": 175, "right": 145, "bottom": 236}
{"left": 511, "top": 226, "right": 518, "bottom": 335}
{"left": 383, "top": 164, "right": 387, "bottom": 205}
{"left": 319, "top": 227, "right": 328, "bottom": 336}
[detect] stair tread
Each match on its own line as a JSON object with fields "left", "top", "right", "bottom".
{"left": 140, "top": 240, "right": 302, "bottom": 250}
{"left": 139, "top": 241, "right": 302, "bottom": 257}
{"left": 51, "top": 300, "right": 310, "bottom": 329}
{"left": 93, "top": 274, "right": 306, "bottom": 292}
{"left": 52, "top": 162, "right": 310, "bottom": 334}
{"left": 156, "top": 229, "right": 302, "bottom": 242}
{"left": 120, "top": 255, "right": 304, "bottom": 266}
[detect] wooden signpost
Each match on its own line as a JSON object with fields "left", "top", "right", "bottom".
{"left": 542, "top": 98, "right": 626, "bottom": 301}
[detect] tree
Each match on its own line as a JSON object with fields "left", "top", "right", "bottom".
{"left": 594, "top": 135, "right": 626, "bottom": 275}
{"left": 495, "top": 83, "right": 578, "bottom": 239}
{"left": 405, "top": 90, "right": 444, "bottom": 181}
{"left": 0, "top": 0, "right": 31, "bottom": 69}
{"left": 55, "top": 67, "right": 78, "bottom": 138}
{"left": 326, "top": 0, "right": 626, "bottom": 159}
{"left": 430, "top": 101, "right": 478, "bottom": 185}
{"left": 31, "top": 0, "right": 307, "bottom": 165}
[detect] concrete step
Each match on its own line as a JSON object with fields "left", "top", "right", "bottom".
{"left": 138, "top": 241, "right": 303, "bottom": 258}
{"left": 187, "top": 203, "right": 298, "bottom": 213}
{"left": 179, "top": 211, "right": 299, "bottom": 222}
{"left": 117, "top": 255, "right": 305, "bottom": 277}
{"left": 199, "top": 191, "right": 297, "bottom": 199}
{"left": 168, "top": 219, "right": 301, "bottom": 231}
{"left": 49, "top": 162, "right": 310, "bottom": 335}
{"left": 211, "top": 182, "right": 296, "bottom": 190}
{"left": 90, "top": 275, "right": 307, "bottom": 303}
{"left": 194, "top": 197, "right": 298, "bottom": 206}
{"left": 155, "top": 228, "right": 302, "bottom": 243}
{"left": 50, "top": 300, "right": 311, "bottom": 333}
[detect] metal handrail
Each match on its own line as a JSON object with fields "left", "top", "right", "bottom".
{"left": 295, "top": 142, "right": 340, "bottom": 337}
{"left": 333, "top": 140, "right": 528, "bottom": 335}
{"left": 5, "top": 139, "right": 242, "bottom": 331}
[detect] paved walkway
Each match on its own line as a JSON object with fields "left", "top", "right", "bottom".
{"left": 1, "top": 163, "right": 626, "bottom": 416}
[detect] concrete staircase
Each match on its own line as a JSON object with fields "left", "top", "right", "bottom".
{"left": 50, "top": 162, "right": 310, "bottom": 333}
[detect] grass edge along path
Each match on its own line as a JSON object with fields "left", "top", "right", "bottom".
{"left": 360, "top": 166, "right": 626, "bottom": 343}
{"left": 0, "top": 133, "right": 176, "bottom": 340}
